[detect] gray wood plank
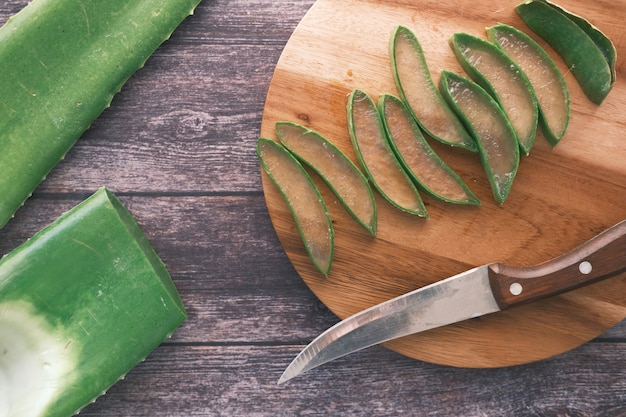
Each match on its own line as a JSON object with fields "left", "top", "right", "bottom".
{"left": 79, "top": 343, "right": 626, "bottom": 416}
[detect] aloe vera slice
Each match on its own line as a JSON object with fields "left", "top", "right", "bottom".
{"left": 275, "top": 121, "right": 377, "bottom": 236}
{"left": 257, "top": 138, "right": 334, "bottom": 276}
{"left": 390, "top": 26, "right": 477, "bottom": 152}
{"left": 516, "top": 0, "right": 616, "bottom": 104}
{"left": 450, "top": 32, "right": 538, "bottom": 156}
{"left": 487, "top": 24, "right": 570, "bottom": 146}
{"left": 378, "top": 94, "right": 480, "bottom": 206}
{"left": 439, "top": 71, "right": 520, "bottom": 205}
{"left": 0, "top": 187, "right": 186, "bottom": 417}
{"left": 0, "top": 0, "right": 201, "bottom": 228}
{"left": 347, "top": 89, "right": 428, "bottom": 218}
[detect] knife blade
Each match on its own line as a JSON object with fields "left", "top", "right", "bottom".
{"left": 279, "top": 219, "right": 626, "bottom": 383}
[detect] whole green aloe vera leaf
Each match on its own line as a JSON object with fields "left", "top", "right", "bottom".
{"left": 0, "top": 0, "right": 201, "bottom": 228}
{"left": 0, "top": 187, "right": 186, "bottom": 416}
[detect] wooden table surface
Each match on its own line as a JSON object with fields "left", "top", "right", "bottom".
{"left": 1, "top": 0, "right": 624, "bottom": 416}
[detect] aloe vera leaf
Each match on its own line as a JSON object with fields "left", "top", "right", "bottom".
{"left": 257, "top": 138, "right": 334, "bottom": 276}
{"left": 439, "top": 71, "right": 520, "bottom": 205}
{"left": 347, "top": 89, "right": 428, "bottom": 218}
{"left": 0, "top": 187, "right": 186, "bottom": 417}
{"left": 516, "top": 0, "right": 616, "bottom": 104}
{"left": 276, "top": 121, "right": 377, "bottom": 236}
{"left": 390, "top": 26, "right": 477, "bottom": 152}
{"left": 0, "top": 0, "right": 201, "bottom": 229}
{"left": 378, "top": 94, "right": 480, "bottom": 206}
{"left": 538, "top": 0, "right": 616, "bottom": 82}
{"left": 450, "top": 32, "right": 538, "bottom": 156}
{"left": 487, "top": 24, "right": 570, "bottom": 146}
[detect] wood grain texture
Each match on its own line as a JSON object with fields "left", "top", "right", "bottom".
{"left": 260, "top": 0, "right": 626, "bottom": 368}
{"left": 0, "top": 0, "right": 624, "bottom": 415}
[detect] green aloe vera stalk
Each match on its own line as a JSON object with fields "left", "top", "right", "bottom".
{"left": 275, "top": 121, "right": 377, "bottom": 236}
{"left": 516, "top": 0, "right": 616, "bottom": 104}
{"left": 390, "top": 26, "right": 477, "bottom": 152}
{"left": 487, "top": 24, "right": 570, "bottom": 146}
{"left": 541, "top": 1, "right": 616, "bottom": 79}
{"left": 0, "top": 187, "right": 186, "bottom": 417}
{"left": 347, "top": 89, "right": 428, "bottom": 218}
{"left": 0, "top": 0, "right": 201, "bottom": 229}
{"left": 257, "top": 138, "right": 334, "bottom": 276}
{"left": 378, "top": 94, "right": 480, "bottom": 206}
{"left": 440, "top": 71, "right": 520, "bottom": 205}
{"left": 450, "top": 32, "right": 538, "bottom": 156}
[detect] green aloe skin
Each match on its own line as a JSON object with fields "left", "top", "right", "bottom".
{"left": 0, "top": 0, "right": 201, "bottom": 228}
{"left": 378, "top": 94, "right": 480, "bottom": 206}
{"left": 347, "top": 89, "right": 428, "bottom": 218}
{"left": 486, "top": 23, "right": 570, "bottom": 147}
{"left": 390, "top": 25, "right": 477, "bottom": 152}
{"left": 439, "top": 71, "right": 520, "bottom": 205}
{"left": 516, "top": 0, "right": 616, "bottom": 104}
{"left": 450, "top": 32, "right": 538, "bottom": 156}
{"left": 275, "top": 121, "right": 377, "bottom": 236}
{"left": 0, "top": 188, "right": 187, "bottom": 417}
{"left": 257, "top": 138, "right": 335, "bottom": 276}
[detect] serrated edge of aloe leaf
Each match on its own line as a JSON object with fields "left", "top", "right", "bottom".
{"left": 486, "top": 23, "right": 570, "bottom": 146}
{"left": 536, "top": 0, "right": 616, "bottom": 84}
{"left": 450, "top": 32, "right": 538, "bottom": 156}
{"left": 390, "top": 25, "right": 478, "bottom": 153}
{"left": 439, "top": 71, "right": 520, "bottom": 205}
{"left": 0, "top": 0, "right": 201, "bottom": 229}
{"left": 377, "top": 94, "right": 481, "bottom": 206}
{"left": 346, "top": 89, "right": 428, "bottom": 218}
{"left": 275, "top": 121, "right": 377, "bottom": 236}
{"left": 515, "top": 0, "right": 615, "bottom": 104}
{"left": 257, "top": 138, "right": 334, "bottom": 276}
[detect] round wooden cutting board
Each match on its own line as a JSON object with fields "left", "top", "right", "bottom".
{"left": 260, "top": 0, "right": 626, "bottom": 367}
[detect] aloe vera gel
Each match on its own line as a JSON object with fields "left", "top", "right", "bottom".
{"left": 0, "top": 188, "right": 186, "bottom": 416}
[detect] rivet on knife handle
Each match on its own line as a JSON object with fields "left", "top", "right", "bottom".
{"left": 488, "top": 219, "right": 626, "bottom": 309}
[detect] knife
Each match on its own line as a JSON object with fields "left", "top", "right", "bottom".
{"left": 279, "top": 219, "right": 626, "bottom": 383}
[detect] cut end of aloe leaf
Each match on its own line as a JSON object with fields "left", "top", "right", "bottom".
{"left": 440, "top": 71, "right": 520, "bottom": 205}
{"left": 516, "top": 0, "right": 616, "bottom": 104}
{"left": 347, "top": 89, "right": 428, "bottom": 218}
{"left": 0, "top": 187, "right": 186, "bottom": 417}
{"left": 450, "top": 32, "right": 538, "bottom": 156}
{"left": 391, "top": 26, "right": 477, "bottom": 152}
{"left": 487, "top": 23, "right": 570, "bottom": 146}
{"left": 379, "top": 94, "right": 480, "bottom": 206}
{"left": 257, "top": 138, "right": 334, "bottom": 276}
{"left": 276, "top": 121, "right": 377, "bottom": 236}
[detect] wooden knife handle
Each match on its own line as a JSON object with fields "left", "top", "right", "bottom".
{"left": 488, "top": 219, "right": 626, "bottom": 309}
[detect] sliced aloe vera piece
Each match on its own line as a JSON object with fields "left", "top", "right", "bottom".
{"left": 390, "top": 26, "right": 477, "bottom": 152}
{"left": 0, "top": 187, "right": 186, "bottom": 417}
{"left": 275, "top": 121, "right": 377, "bottom": 235}
{"left": 378, "top": 94, "right": 480, "bottom": 206}
{"left": 487, "top": 24, "right": 570, "bottom": 146}
{"left": 257, "top": 138, "right": 334, "bottom": 276}
{"left": 440, "top": 71, "right": 520, "bottom": 205}
{"left": 516, "top": 0, "right": 616, "bottom": 104}
{"left": 0, "top": 0, "right": 201, "bottom": 228}
{"left": 544, "top": 1, "right": 616, "bottom": 81}
{"left": 450, "top": 32, "right": 538, "bottom": 156}
{"left": 347, "top": 89, "right": 428, "bottom": 217}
